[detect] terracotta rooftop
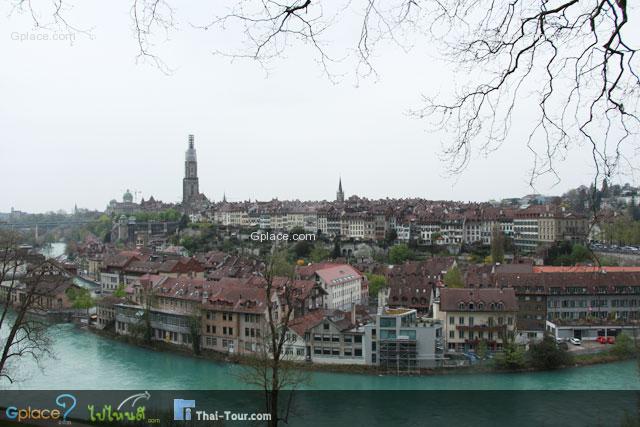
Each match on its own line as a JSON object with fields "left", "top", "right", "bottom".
{"left": 315, "top": 264, "right": 362, "bottom": 286}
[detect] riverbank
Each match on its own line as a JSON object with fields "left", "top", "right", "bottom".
{"left": 86, "top": 324, "right": 638, "bottom": 378}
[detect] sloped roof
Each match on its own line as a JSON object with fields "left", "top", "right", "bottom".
{"left": 315, "top": 265, "right": 362, "bottom": 286}
{"left": 439, "top": 288, "right": 518, "bottom": 312}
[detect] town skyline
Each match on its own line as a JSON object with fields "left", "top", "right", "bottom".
{"left": 3, "top": 132, "right": 634, "bottom": 214}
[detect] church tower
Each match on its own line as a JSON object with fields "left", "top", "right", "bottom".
{"left": 336, "top": 177, "right": 344, "bottom": 203}
{"left": 182, "top": 134, "right": 199, "bottom": 205}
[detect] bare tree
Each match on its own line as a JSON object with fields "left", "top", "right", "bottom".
{"left": 238, "top": 250, "right": 309, "bottom": 427}
{"left": 0, "top": 231, "right": 70, "bottom": 383}
{"left": 9, "top": 1, "right": 639, "bottom": 185}
{"left": 127, "top": 279, "right": 157, "bottom": 344}
{"left": 132, "top": 0, "right": 639, "bottom": 187}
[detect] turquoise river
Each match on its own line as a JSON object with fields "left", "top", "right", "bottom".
{"left": 2, "top": 323, "right": 639, "bottom": 390}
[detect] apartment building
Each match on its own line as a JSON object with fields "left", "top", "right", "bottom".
{"left": 200, "top": 281, "right": 271, "bottom": 355}
{"left": 95, "top": 295, "right": 128, "bottom": 329}
{"left": 289, "top": 307, "right": 368, "bottom": 364}
{"left": 537, "top": 207, "right": 588, "bottom": 244}
{"left": 314, "top": 264, "right": 364, "bottom": 310}
{"left": 99, "top": 251, "right": 143, "bottom": 292}
{"left": 99, "top": 251, "right": 205, "bottom": 293}
{"left": 380, "top": 258, "right": 456, "bottom": 314}
{"left": 434, "top": 288, "right": 518, "bottom": 352}
{"left": 363, "top": 308, "right": 444, "bottom": 373}
{"left": 513, "top": 206, "right": 542, "bottom": 252}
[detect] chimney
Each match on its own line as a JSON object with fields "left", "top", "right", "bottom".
{"left": 351, "top": 304, "right": 356, "bottom": 324}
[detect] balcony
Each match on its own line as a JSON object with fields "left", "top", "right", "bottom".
{"left": 456, "top": 324, "right": 507, "bottom": 332}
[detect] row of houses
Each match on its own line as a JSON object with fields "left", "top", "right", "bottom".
{"left": 95, "top": 249, "right": 368, "bottom": 311}
{"left": 207, "top": 204, "right": 588, "bottom": 252}
{"left": 380, "top": 259, "right": 640, "bottom": 348}
{"left": 100, "top": 269, "right": 521, "bottom": 372}
{"left": 0, "top": 254, "right": 85, "bottom": 319}
{"left": 95, "top": 254, "right": 528, "bottom": 372}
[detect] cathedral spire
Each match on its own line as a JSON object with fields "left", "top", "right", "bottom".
{"left": 183, "top": 134, "right": 199, "bottom": 206}
{"left": 336, "top": 176, "right": 344, "bottom": 203}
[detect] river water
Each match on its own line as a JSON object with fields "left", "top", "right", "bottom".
{"left": 3, "top": 323, "right": 639, "bottom": 390}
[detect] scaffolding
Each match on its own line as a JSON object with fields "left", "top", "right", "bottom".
{"left": 378, "top": 339, "right": 418, "bottom": 374}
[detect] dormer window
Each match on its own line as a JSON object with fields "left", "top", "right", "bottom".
{"left": 458, "top": 302, "right": 465, "bottom": 310}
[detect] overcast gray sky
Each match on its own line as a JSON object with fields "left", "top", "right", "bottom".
{"left": 1, "top": 1, "right": 636, "bottom": 213}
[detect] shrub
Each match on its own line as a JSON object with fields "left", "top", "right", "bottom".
{"left": 610, "top": 333, "right": 638, "bottom": 358}
{"left": 527, "top": 335, "right": 573, "bottom": 369}
{"left": 495, "top": 341, "right": 526, "bottom": 369}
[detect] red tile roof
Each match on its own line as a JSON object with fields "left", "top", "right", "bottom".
{"left": 315, "top": 265, "right": 362, "bottom": 286}
{"left": 532, "top": 266, "right": 640, "bottom": 273}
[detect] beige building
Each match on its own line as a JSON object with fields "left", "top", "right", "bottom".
{"left": 538, "top": 207, "right": 588, "bottom": 244}
{"left": 434, "top": 288, "right": 518, "bottom": 352}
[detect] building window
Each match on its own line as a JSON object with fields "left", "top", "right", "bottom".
{"left": 379, "top": 317, "right": 396, "bottom": 328}
{"left": 380, "top": 330, "right": 396, "bottom": 340}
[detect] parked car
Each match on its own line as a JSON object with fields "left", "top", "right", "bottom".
{"left": 607, "top": 336, "right": 616, "bottom": 344}
{"left": 570, "top": 337, "right": 582, "bottom": 346}
{"left": 596, "top": 336, "right": 607, "bottom": 344}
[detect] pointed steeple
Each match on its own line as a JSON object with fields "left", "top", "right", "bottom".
{"left": 336, "top": 176, "right": 345, "bottom": 203}
{"left": 183, "top": 133, "right": 199, "bottom": 206}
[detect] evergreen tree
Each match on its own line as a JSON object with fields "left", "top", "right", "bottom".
{"left": 331, "top": 235, "right": 341, "bottom": 259}
{"left": 490, "top": 225, "right": 505, "bottom": 263}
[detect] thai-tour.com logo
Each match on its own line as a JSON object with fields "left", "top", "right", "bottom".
{"left": 4, "top": 393, "right": 77, "bottom": 423}
{"left": 173, "top": 399, "right": 196, "bottom": 421}
{"left": 173, "top": 399, "right": 271, "bottom": 422}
